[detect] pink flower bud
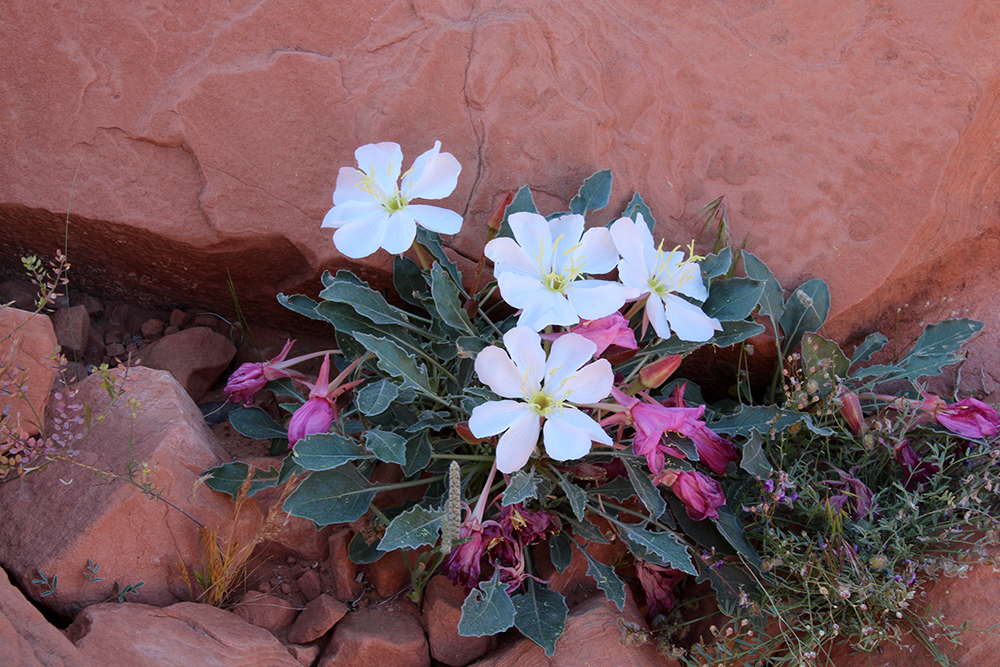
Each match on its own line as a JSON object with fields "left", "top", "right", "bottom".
{"left": 838, "top": 390, "right": 864, "bottom": 435}
{"left": 638, "top": 354, "right": 682, "bottom": 389}
{"left": 224, "top": 363, "right": 267, "bottom": 407}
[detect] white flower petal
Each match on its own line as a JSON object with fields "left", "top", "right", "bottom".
{"left": 485, "top": 238, "right": 539, "bottom": 277}
{"left": 508, "top": 212, "right": 553, "bottom": 271}
{"left": 577, "top": 227, "right": 619, "bottom": 275}
{"left": 406, "top": 204, "right": 463, "bottom": 235}
{"left": 332, "top": 211, "right": 393, "bottom": 259}
{"left": 354, "top": 142, "right": 403, "bottom": 198}
{"left": 401, "top": 142, "right": 462, "bottom": 200}
{"left": 475, "top": 346, "right": 528, "bottom": 398}
{"left": 673, "top": 262, "right": 709, "bottom": 301}
{"left": 517, "top": 292, "right": 578, "bottom": 330}
{"left": 496, "top": 272, "right": 555, "bottom": 309}
{"left": 321, "top": 199, "right": 384, "bottom": 230}
{"left": 546, "top": 215, "right": 585, "bottom": 274}
{"left": 544, "top": 333, "right": 597, "bottom": 392}
{"left": 645, "top": 294, "right": 674, "bottom": 340}
{"left": 564, "top": 280, "right": 628, "bottom": 321}
{"left": 379, "top": 211, "right": 418, "bottom": 255}
{"left": 610, "top": 217, "right": 651, "bottom": 276}
{"left": 496, "top": 412, "right": 541, "bottom": 473}
{"left": 502, "top": 326, "right": 545, "bottom": 391}
{"left": 555, "top": 358, "right": 613, "bottom": 405}
{"left": 332, "top": 167, "right": 368, "bottom": 205}
{"left": 551, "top": 406, "right": 613, "bottom": 446}
{"left": 662, "top": 294, "right": 721, "bottom": 342}
{"left": 469, "top": 400, "right": 533, "bottom": 437}
{"left": 616, "top": 260, "right": 652, "bottom": 294}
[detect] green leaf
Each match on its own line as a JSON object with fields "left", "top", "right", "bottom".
{"left": 283, "top": 464, "right": 376, "bottom": 526}
{"left": 713, "top": 505, "right": 763, "bottom": 571}
{"left": 779, "top": 279, "right": 830, "bottom": 355}
{"left": 549, "top": 532, "right": 573, "bottom": 574}
{"left": 739, "top": 432, "right": 773, "bottom": 478}
{"left": 620, "top": 526, "right": 696, "bottom": 575}
{"left": 203, "top": 461, "right": 293, "bottom": 500}
{"left": 908, "top": 318, "right": 983, "bottom": 360}
{"left": 276, "top": 293, "right": 325, "bottom": 321}
{"left": 498, "top": 186, "right": 539, "bottom": 239}
{"left": 703, "top": 278, "right": 765, "bottom": 322}
{"left": 711, "top": 320, "right": 765, "bottom": 348}
{"left": 318, "top": 272, "right": 412, "bottom": 328}
{"left": 502, "top": 470, "right": 540, "bottom": 506}
{"left": 229, "top": 407, "right": 287, "bottom": 440}
{"left": 580, "top": 547, "right": 625, "bottom": 612}
{"left": 393, "top": 256, "right": 429, "bottom": 309}
{"left": 348, "top": 527, "right": 386, "bottom": 565}
{"left": 458, "top": 571, "right": 517, "bottom": 637}
{"left": 293, "top": 433, "right": 373, "bottom": 471}
{"left": 741, "top": 251, "right": 784, "bottom": 325}
{"left": 430, "top": 264, "right": 475, "bottom": 335}
{"left": 365, "top": 429, "right": 408, "bottom": 466}
{"left": 623, "top": 457, "right": 666, "bottom": 520}
{"left": 378, "top": 505, "right": 444, "bottom": 551}
{"left": 696, "top": 564, "right": 761, "bottom": 614}
{"left": 801, "top": 332, "right": 850, "bottom": 396}
{"left": 621, "top": 192, "right": 656, "bottom": 231}
{"left": 850, "top": 332, "right": 888, "bottom": 367}
{"left": 701, "top": 247, "right": 732, "bottom": 281}
{"left": 315, "top": 300, "right": 409, "bottom": 342}
{"left": 354, "top": 333, "right": 432, "bottom": 394}
{"left": 569, "top": 169, "right": 613, "bottom": 215}
{"left": 356, "top": 379, "right": 400, "bottom": 416}
{"left": 512, "top": 581, "right": 568, "bottom": 657}
{"left": 415, "top": 227, "right": 462, "bottom": 285}
{"left": 403, "top": 432, "right": 432, "bottom": 478}
{"left": 564, "top": 516, "right": 609, "bottom": 544}
{"left": 559, "top": 475, "right": 587, "bottom": 521}
{"left": 710, "top": 406, "right": 835, "bottom": 439}
{"left": 590, "top": 476, "right": 636, "bottom": 501}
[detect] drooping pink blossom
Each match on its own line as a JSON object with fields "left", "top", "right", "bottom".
{"left": 540, "top": 313, "right": 638, "bottom": 357}
{"left": 224, "top": 339, "right": 310, "bottom": 407}
{"left": 636, "top": 561, "right": 686, "bottom": 617}
{"left": 820, "top": 465, "right": 876, "bottom": 519}
{"left": 658, "top": 469, "right": 727, "bottom": 521}
{"left": 287, "top": 354, "right": 366, "bottom": 447}
{"left": 919, "top": 394, "right": 999, "bottom": 440}
{"left": 891, "top": 440, "right": 940, "bottom": 491}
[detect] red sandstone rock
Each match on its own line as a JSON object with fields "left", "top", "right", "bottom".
{"left": 422, "top": 574, "right": 491, "bottom": 667}
{"left": 0, "top": 366, "right": 259, "bottom": 612}
{"left": 318, "top": 607, "right": 430, "bottom": 667}
{"left": 66, "top": 601, "right": 300, "bottom": 667}
{"left": 135, "top": 326, "right": 236, "bottom": 402}
{"left": 53, "top": 305, "right": 90, "bottom": 357}
{"left": 232, "top": 590, "right": 299, "bottom": 634}
{"left": 1, "top": 568, "right": 93, "bottom": 667}
{"left": 297, "top": 568, "right": 323, "bottom": 601}
{"left": 286, "top": 593, "right": 348, "bottom": 644}
{"left": 285, "top": 642, "right": 322, "bottom": 667}
{"left": 469, "top": 590, "right": 674, "bottom": 667}
{"left": 368, "top": 548, "right": 413, "bottom": 598}
{"left": 0, "top": 307, "right": 58, "bottom": 437}
{"left": 325, "top": 528, "right": 360, "bottom": 602}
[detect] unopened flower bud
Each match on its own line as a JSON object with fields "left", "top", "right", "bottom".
{"left": 638, "top": 354, "right": 682, "bottom": 389}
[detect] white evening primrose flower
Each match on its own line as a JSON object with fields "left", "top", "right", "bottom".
{"left": 484, "top": 212, "right": 634, "bottom": 331}
{"left": 609, "top": 214, "right": 722, "bottom": 342}
{"left": 468, "top": 327, "right": 613, "bottom": 474}
{"left": 321, "top": 141, "right": 462, "bottom": 258}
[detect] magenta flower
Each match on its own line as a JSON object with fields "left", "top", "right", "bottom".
{"left": 892, "top": 440, "right": 940, "bottom": 491}
{"left": 687, "top": 424, "right": 740, "bottom": 476}
{"left": 224, "top": 339, "right": 311, "bottom": 407}
{"left": 636, "top": 561, "right": 685, "bottom": 617}
{"left": 920, "top": 394, "right": 999, "bottom": 439}
{"left": 287, "top": 354, "right": 366, "bottom": 447}
{"left": 540, "top": 313, "right": 638, "bottom": 357}
{"left": 442, "top": 518, "right": 498, "bottom": 592}
{"left": 659, "top": 469, "right": 726, "bottom": 521}
{"left": 820, "top": 465, "right": 876, "bottom": 519}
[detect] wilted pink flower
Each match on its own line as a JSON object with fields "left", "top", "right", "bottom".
{"left": 636, "top": 561, "right": 686, "bottom": 617}
{"left": 920, "top": 394, "right": 999, "bottom": 439}
{"left": 442, "top": 517, "right": 498, "bottom": 591}
{"left": 820, "top": 465, "right": 876, "bottom": 520}
{"left": 287, "top": 354, "right": 366, "bottom": 446}
{"left": 892, "top": 440, "right": 940, "bottom": 491}
{"left": 604, "top": 388, "right": 737, "bottom": 475}
{"left": 224, "top": 339, "right": 311, "bottom": 407}
{"left": 687, "top": 424, "right": 739, "bottom": 475}
{"left": 658, "top": 469, "right": 726, "bottom": 521}
{"left": 837, "top": 389, "right": 865, "bottom": 435}
{"left": 540, "top": 313, "right": 638, "bottom": 357}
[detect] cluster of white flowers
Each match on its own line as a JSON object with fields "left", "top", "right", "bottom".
{"left": 323, "top": 141, "right": 722, "bottom": 472}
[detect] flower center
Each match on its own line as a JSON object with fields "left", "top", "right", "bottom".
{"left": 648, "top": 240, "right": 704, "bottom": 297}
{"left": 537, "top": 234, "right": 584, "bottom": 294}
{"left": 528, "top": 390, "right": 562, "bottom": 416}
{"left": 357, "top": 162, "right": 410, "bottom": 214}
{"left": 542, "top": 271, "right": 573, "bottom": 293}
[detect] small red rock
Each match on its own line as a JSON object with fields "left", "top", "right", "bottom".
{"left": 232, "top": 590, "right": 298, "bottom": 633}
{"left": 53, "top": 304, "right": 90, "bottom": 356}
{"left": 422, "top": 575, "right": 490, "bottom": 666}
{"left": 169, "top": 308, "right": 189, "bottom": 328}
{"left": 287, "top": 594, "right": 348, "bottom": 644}
{"left": 325, "top": 529, "right": 360, "bottom": 601}
{"left": 140, "top": 318, "right": 165, "bottom": 340}
{"left": 318, "top": 608, "right": 429, "bottom": 667}
{"left": 297, "top": 569, "right": 322, "bottom": 602}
